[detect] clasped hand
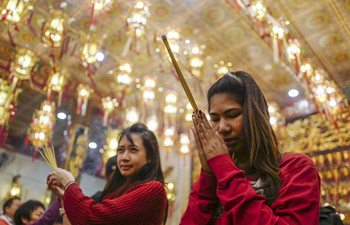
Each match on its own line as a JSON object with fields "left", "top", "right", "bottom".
{"left": 47, "top": 168, "right": 75, "bottom": 198}
{"left": 192, "top": 110, "right": 228, "bottom": 174}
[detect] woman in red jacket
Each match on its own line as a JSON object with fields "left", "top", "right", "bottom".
{"left": 48, "top": 123, "right": 167, "bottom": 225}
{"left": 181, "top": 71, "right": 320, "bottom": 225}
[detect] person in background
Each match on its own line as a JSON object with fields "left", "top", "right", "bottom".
{"left": 180, "top": 71, "right": 320, "bottom": 224}
{"left": 0, "top": 197, "right": 21, "bottom": 225}
{"left": 91, "top": 155, "right": 117, "bottom": 201}
{"left": 14, "top": 200, "right": 45, "bottom": 225}
{"left": 48, "top": 123, "right": 167, "bottom": 225}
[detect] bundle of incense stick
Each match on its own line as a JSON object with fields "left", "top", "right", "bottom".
{"left": 38, "top": 146, "right": 57, "bottom": 170}
{"left": 161, "top": 35, "right": 198, "bottom": 111}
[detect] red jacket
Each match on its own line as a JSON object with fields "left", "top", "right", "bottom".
{"left": 63, "top": 180, "right": 166, "bottom": 225}
{"left": 181, "top": 153, "right": 320, "bottom": 225}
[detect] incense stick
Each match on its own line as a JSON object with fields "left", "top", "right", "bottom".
{"left": 161, "top": 35, "right": 198, "bottom": 111}
{"left": 39, "top": 146, "right": 57, "bottom": 170}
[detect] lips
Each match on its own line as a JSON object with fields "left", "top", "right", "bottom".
{"left": 120, "top": 165, "right": 132, "bottom": 170}
{"left": 224, "top": 138, "right": 239, "bottom": 146}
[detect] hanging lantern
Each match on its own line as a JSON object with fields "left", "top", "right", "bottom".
{"left": 164, "top": 92, "right": 177, "bottom": 115}
{"left": 0, "top": 79, "right": 21, "bottom": 144}
{"left": 47, "top": 70, "right": 65, "bottom": 106}
{"left": 179, "top": 133, "right": 190, "bottom": 155}
{"left": 286, "top": 39, "right": 301, "bottom": 73}
{"left": 188, "top": 44, "right": 205, "bottom": 78}
{"left": 81, "top": 39, "right": 101, "bottom": 66}
{"left": 76, "top": 84, "right": 93, "bottom": 116}
{"left": 10, "top": 48, "right": 36, "bottom": 89}
{"left": 167, "top": 30, "right": 180, "bottom": 55}
{"left": 163, "top": 126, "right": 175, "bottom": 149}
{"left": 251, "top": 1, "right": 266, "bottom": 21}
{"left": 165, "top": 182, "right": 175, "bottom": 202}
{"left": 146, "top": 115, "right": 158, "bottom": 132}
{"left": 268, "top": 102, "right": 284, "bottom": 130}
{"left": 126, "top": 107, "right": 139, "bottom": 125}
{"left": 42, "top": 11, "right": 65, "bottom": 48}
{"left": 126, "top": 1, "right": 150, "bottom": 38}
{"left": 214, "top": 61, "right": 232, "bottom": 77}
{"left": 1, "top": 0, "right": 29, "bottom": 24}
{"left": 185, "top": 103, "right": 192, "bottom": 122}
{"left": 101, "top": 97, "right": 118, "bottom": 126}
{"left": 103, "top": 128, "right": 119, "bottom": 164}
{"left": 116, "top": 62, "right": 132, "bottom": 85}
{"left": 142, "top": 76, "right": 156, "bottom": 102}
{"left": 270, "top": 24, "right": 287, "bottom": 63}
{"left": 90, "top": 0, "right": 112, "bottom": 12}
{"left": 0, "top": 79, "right": 13, "bottom": 126}
{"left": 28, "top": 100, "right": 56, "bottom": 148}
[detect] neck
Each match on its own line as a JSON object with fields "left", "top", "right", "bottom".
{"left": 233, "top": 150, "right": 250, "bottom": 171}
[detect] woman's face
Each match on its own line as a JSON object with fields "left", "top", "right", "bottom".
{"left": 209, "top": 93, "right": 245, "bottom": 155}
{"left": 117, "top": 134, "right": 148, "bottom": 177}
{"left": 23, "top": 207, "right": 45, "bottom": 224}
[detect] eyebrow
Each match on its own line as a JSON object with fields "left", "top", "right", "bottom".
{"left": 210, "top": 108, "right": 241, "bottom": 116}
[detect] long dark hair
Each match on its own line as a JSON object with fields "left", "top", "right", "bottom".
{"left": 14, "top": 200, "right": 45, "bottom": 225}
{"left": 207, "top": 71, "right": 281, "bottom": 204}
{"left": 99, "top": 123, "right": 167, "bottom": 223}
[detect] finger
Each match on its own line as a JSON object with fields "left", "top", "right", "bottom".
{"left": 199, "top": 110, "right": 211, "bottom": 129}
{"left": 191, "top": 127, "right": 201, "bottom": 149}
{"left": 198, "top": 131, "right": 209, "bottom": 150}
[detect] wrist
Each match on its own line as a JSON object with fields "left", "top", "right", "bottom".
{"left": 63, "top": 181, "right": 75, "bottom": 191}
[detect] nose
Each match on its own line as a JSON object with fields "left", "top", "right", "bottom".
{"left": 218, "top": 119, "right": 231, "bottom": 135}
{"left": 119, "top": 151, "right": 131, "bottom": 161}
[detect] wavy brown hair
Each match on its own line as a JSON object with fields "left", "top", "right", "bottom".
{"left": 99, "top": 123, "right": 167, "bottom": 223}
{"left": 207, "top": 71, "right": 281, "bottom": 204}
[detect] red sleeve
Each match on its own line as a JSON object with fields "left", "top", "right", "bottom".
{"left": 208, "top": 154, "right": 320, "bottom": 225}
{"left": 180, "top": 170, "right": 218, "bottom": 225}
{"left": 63, "top": 181, "right": 166, "bottom": 225}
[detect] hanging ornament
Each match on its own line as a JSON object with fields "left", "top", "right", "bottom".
{"left": 250, "top": 1, "right": 266, "bottom": 21}
{"left": 270, "top": 24, "right": 287, "bottom": 63}
{"left": 0, "top": 79, "right": 21, "bottom": 145}
{"left": 214, "top": 61, "right": 232, "bottom": 78}
{"left": 10, "top": 48, "right": 36, "bottom": 90}
{"left": 81, "top": 40, "right": 99, "bottom": 65}
{"left": 146, "top": 115, "right": 158, "bottom": 133}
{"left": 163, "top": 126, "right": 175, "bottom": 150}
{"left": 47, "top": 70, "right": 65, "bottom": 106}
{"left": 142, "top": 76, "right": 156, "bottom": 102}
{"left": 164, "top": 92, "right": 177, "bottom": 115}
{"left": 0, "top": 79, "right": 14, "bottom": 126}
{"left": 103, "top": 128, "right": 119, "bottom": 164}
{"left": 101, "top": 96, "right": 118, "bottom": 126}
{"left": 28, "top": 100, "right": 56, "bottom": 148}
{"left": 268, "top": 102, "right": 285, "bottom": 130}
{"left": 42, "top": 10, "right": 65, "bottom": 48}
{"left": 76, "top": 84, "right": 93, "bottom": 116}
{"left": 179, "top": 133, "right": 190, "bottom": 155}
{"left": 188, "top": 44, "right": 205, "bottom": 78}
{"left": 116, "top": 62, "right": 133, "bottom": 86}
{"left": 125, "top": 107, "right": 139, "bottom": 125}
{"left": 123, "top": 0, "right": 150, "bottom": 56}
{"left": 286, "top": 39, "right": 301, "bottom": 74}
{"left": 88, "top": 0, "right": 113, "bottom": 24}
{"left": 0, "top": 0, "right": 32, "bottom": 24}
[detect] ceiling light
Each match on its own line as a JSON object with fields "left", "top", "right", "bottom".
{"left": 288, "top": 89, "right": 299, "bottom": 97}
{"left": 57, "top": 112, "right": 67, "bottom": 120}
{"left": 89, "top": 142, "right": 97, "bottom": 149}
